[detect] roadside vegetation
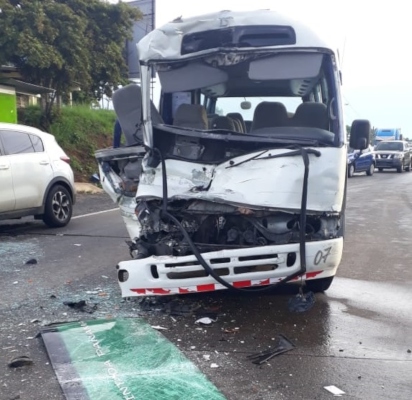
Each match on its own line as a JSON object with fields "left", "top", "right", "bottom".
{"left": 19, "top": 105, "right": 115, "bottom": 182}
{"left": 0, "top": 0, "right": 141, "bottom": 129}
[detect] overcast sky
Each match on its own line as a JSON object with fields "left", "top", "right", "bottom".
{"left": 111, "top": 0, "right": 411, "bottom": 134}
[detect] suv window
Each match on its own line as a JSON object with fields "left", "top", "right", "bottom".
{"left": 29, "top": 134, "right": 44, "bottom": 152}
{"left": 0, "top": 130, "right": 35, "bottom": 155}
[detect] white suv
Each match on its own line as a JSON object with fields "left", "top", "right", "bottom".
{"left": 0, "top": 123, "right": 76, "bottom": 227}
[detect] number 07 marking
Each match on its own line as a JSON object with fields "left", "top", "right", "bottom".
{"left": 314, "top": 246, "right": 332, "bottom": 265}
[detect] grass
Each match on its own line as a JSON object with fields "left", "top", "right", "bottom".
{"left": 19, "top": 105, "right": 115, "bottom": 182}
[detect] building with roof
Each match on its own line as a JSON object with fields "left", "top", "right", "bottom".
{"left": 0, "top": 65, "right": 54, "bottom": 123}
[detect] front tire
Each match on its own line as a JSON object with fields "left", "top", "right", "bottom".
{"left": 366, "top": 163, "right": 374, "bottom": 176}
{"left": 42, "top": 185, "right": 73, "bottom": 227}
{"left": 348, "top": 164, "right": 355, "bottom": 178}
{"left": 305, "top": 277, "right": 334, "bottom": 292}
{"left": 397, "top": 163, "right": 404, "bottom": 173}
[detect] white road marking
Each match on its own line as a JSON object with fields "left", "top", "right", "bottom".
{"left": 72, "top": 208, "right": 119, "bottom": 219}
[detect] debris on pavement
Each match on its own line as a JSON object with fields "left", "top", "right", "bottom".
{"left": 195, "top": 317, "right": 216, "bottom": 325}
{"left": 247, "top": 335, "right": 295, "bottom": 365}
{"left": 223, "top": 327, "right": 239, "bottom": 334}
{"left": 8, "top": 356, "right": 34, "bottom": 368}
{"left": 166, "top": 301, "right": 201, "bottom": 316}
{"left": 210, "top": 363, "right": 219, "bottom": 368}
{"left": 151, "top": 325, "right": 168, "bottom": 330}
{"left": 407, "top": 349, "right": 411, "bottom": 353}
{"left": 25, "top": 258, "right": 37, "bottom": 265}
{"left": 139, "top": 297, "right": 201, "bottom": 316}
{"left": 324, "top": 385, "right": 345, "bottom": 396}
{"left": 288, "top": 290, "right": 315, "bottom": 312}
{"left": 63, "top": 300, "right": 97, "bottom": 314}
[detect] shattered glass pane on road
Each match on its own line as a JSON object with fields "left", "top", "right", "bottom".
{"left": 0, "top": 238, "right": 44, "bottom": 272}
{"left": 42, "top": 318, "right": 226, "bottom": 400}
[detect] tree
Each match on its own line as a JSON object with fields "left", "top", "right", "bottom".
{"left": 0, "top": 0, "right": 141, "bottom": 126}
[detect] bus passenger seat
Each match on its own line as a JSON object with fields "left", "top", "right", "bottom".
{"left": 291, "top": 102, "right": 329, "bottom": 130}
{"left": 173, "top": 104, "right": 208, "bottom": 129}
{"left": 227, "top": 113, "right": 247, "bottom": 133}
{"left": 211, "top": 116, "right": 236, "bottom": 131}
{"left": 251, "top": 102, "right": 288, "bottom": 131}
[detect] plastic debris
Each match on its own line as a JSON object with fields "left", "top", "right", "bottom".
{"left": 8, "top": 356, "right": 33, "bottom": 368}
{"left": 324, "top": 385, "right": 345, "bottom": 396}
{"left": 151, "top": 325, "right": 168, "bottom": 331}
{"left": 25, "top": 258, "right": 37, "bottom": 265}
{"left": 210, "top": 363, "right": 219, "bottom": 368}
{"left": 247, "top": 335, "right": 295, "bottom": 365}
{"left": 203, "top": 355, "right": 211, "bottom": 361}
{"left": 74, "top": 244, "right": 82, "bottom": 246}
{"left": 90, "top": 173, "right": 100, "bottom": 183}
{"left": 195, "top": 317, "right": 216, "bottom": 325}
{"left": 288, "top": 290, "right": 315, "bottom": 312}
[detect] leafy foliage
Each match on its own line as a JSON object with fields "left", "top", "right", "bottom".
{"left": 0, "top": 0, "right": 141, "bottom": 122}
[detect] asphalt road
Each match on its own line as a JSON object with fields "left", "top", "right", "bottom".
{"left": 1, "top": 170, "right": 412, "bottom": 400}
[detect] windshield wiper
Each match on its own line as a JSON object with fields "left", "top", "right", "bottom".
{"left": 226, "top": 146, "right": 321, "bottom": 169}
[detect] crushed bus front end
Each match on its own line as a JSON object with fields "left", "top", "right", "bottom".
{"left": 96, "top": 10, "right": 371, "bottom": 297}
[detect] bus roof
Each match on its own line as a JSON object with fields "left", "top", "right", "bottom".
{"left": 137, "top": 10, "right": 336, "bottom": 62}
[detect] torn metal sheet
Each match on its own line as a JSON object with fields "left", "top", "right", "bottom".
{"left": 247, "top": 335, "right": 295, "bottom": 365}
{"left": 41, "top": 318, "right": 225, "bottom": 400}
{"left": 137, "top": 149, "right": 346, "bottom": 213}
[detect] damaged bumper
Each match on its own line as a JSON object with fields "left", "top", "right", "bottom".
{"left": 117, "top": 238, "right": 342, "bottom": 296}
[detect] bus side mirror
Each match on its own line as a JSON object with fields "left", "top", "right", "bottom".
{"left": 350, "top": 119, "right": 370, "bottom": 150}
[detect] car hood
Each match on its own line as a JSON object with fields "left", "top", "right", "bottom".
{"left": 375, "top": 150, "right": 402, "bottom": 154}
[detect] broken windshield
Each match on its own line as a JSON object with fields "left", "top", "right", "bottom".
{"left": 155, "top": 50, "right": 341, "bottom": 147}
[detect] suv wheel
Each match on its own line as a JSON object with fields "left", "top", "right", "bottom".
{"left": 348, "top": 164, "right": 355, "bottom": 178}
{"left": 42, "top": 185, "right": 73, "bottom": 227}
{"left": 406, "top": 161, "right": 411, "bottom": 172}
{"left": 366, "top": 163, "right": 374, "bottom": 176}
{"left": 397, "top": 163, "right": 404, "bottom": 173}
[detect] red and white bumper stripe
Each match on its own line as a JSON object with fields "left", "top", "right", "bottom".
{"left": 130, "top": 271, "right": 324, "bottom": 296}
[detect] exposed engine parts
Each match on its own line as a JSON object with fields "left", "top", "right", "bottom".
{"left": 128, "top": 199, "right": 342, "bottom": 259}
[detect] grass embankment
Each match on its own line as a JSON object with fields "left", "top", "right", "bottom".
{"left": 19, "top": 105, "right": 115, "bottom": 182}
